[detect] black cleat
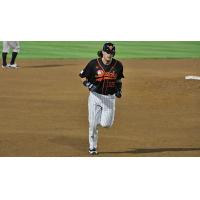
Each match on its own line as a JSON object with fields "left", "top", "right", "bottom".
{"left": 89, "top": 148, "right": 98, "bottom": 155}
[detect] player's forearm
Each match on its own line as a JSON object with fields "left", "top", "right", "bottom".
{"left": 116, "top": 79, "right": 122, "bottom": 90}
{"left": 115, "top": 79, "right": 122, "bottom": 98}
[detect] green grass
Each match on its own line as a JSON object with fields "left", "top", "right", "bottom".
{"left": 1, "top": 41, "right": 200, "bottom": 59}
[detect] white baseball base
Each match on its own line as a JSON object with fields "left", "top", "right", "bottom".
{"left": 185, "top": 75, "right": 200, "bottom": 80}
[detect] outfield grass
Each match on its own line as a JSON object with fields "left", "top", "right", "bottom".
{"left": 0, "top": 41, "right": 200, "bottom": 59}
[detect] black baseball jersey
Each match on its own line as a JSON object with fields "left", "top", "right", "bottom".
{"left": 79, "top": 58, "right": 124, "bottom": 95}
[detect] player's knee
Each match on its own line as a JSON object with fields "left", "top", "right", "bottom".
{"left": 100, "top": 122, "right": 112, "bottom": 128}
{"left": 13, "top": 48, "right": 20, "bottom": 53}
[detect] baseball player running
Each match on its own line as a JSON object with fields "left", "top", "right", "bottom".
{"left": 79, "top": 42, "right": 124, "bottom": 155}
{"left": 2, "top": 41, "right": 20, "bottom": 68}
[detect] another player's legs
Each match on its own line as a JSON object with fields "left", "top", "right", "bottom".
{"left": 2, "top": 41, "right": 9, "bottom": 68}
{"left": 9, "top": 52, "right": 18, "bottom": 67}
{"left": 9, "top": 41, "right": 20, "bottom": 68}
{"left": 2, "top": 52, "right": 8, "bottom": 68}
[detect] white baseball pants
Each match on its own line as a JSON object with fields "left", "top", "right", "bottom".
{"left": 88, "top": 92, "right": 116, "bottom": 150}
{"left": 3, "top": 41, "right": 20, "bottom": 53}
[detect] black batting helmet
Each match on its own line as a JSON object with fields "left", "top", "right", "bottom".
{"left": 97, "top": 42, "right": 116, "bottom": 57}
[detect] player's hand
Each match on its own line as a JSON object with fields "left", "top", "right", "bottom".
{"left": 88, "top": 83, "right": 97, "bottom": 92}
{"left": 83, "top": 80, "right": 97, "bottom": 92}
{"left": 115, "top": 90, "right": 122, "bottom": 98}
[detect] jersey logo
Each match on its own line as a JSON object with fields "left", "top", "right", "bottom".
{"left": 97, "top": 70, "right": 104, "bottom": 75}
{"left": 95, "top": 71, "right": 117, "bottom": 81}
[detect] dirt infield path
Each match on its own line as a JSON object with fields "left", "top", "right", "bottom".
{"left": 0, "top": 59, "right": 200, "bottom": 156}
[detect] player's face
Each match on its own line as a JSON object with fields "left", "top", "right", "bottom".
{"left": 102, "top": 51, "right": 113, "bottom": 62}
{"left": 102, "top": 46, "right": 115, "bottom": 63}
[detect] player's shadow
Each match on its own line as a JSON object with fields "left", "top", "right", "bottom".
{"left": 100, "top": 147, "right": 200, "bottom": 155}
{"left": 26, "top": 64, "right": 65, "bottom": 68}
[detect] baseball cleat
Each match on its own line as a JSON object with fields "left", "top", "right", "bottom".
{"left": 2, "top": 64, "right": 10, "bottom": 68}
{"left": 89, "top": 148, "right": 98, "bottom": 155}
{"left": 9, "top": 63, "right": 18, "bottom": 68}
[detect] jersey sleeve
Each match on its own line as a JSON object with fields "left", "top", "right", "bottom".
{"left": 117, "top": 61, "right": 125, "bottom": 79}
{"left": 79, "top": 60, "right": 93, "bottom": 79}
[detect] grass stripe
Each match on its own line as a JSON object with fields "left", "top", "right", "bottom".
{"left": 0, "top": 41, "right": 200, "bottom": 59}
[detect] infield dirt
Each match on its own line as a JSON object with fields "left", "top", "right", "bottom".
{"left": 0, "top": 59, "right": 200, "bottom": 156}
